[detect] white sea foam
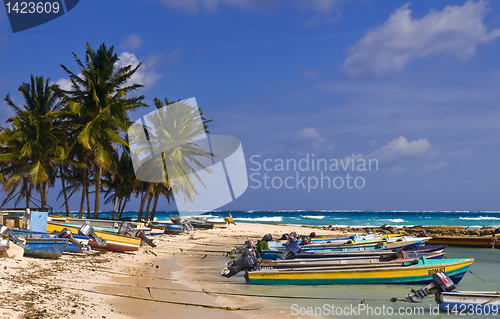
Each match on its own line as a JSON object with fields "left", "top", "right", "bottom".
{"left": 459, "top": 216, "right": 500, "bottom": 220}
{"left": 300, "top": 215, "right": 325, "bottom": 219}
{"left": 387, "top": 218, "right": 405, "bottom": 223}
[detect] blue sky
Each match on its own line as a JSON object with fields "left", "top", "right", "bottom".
{"left": 2, "top": 0, "right": 500, "bottom": 212}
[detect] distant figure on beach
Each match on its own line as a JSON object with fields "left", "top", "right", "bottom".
{"left": 225, "top": 213, "right": 236, "bottom": 225}
{"left": 489, "top": 236, "right": 497, "bottom": 249}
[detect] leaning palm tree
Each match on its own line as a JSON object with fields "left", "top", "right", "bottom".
{"left": 58, "top": 43, "right": 146, "bottom": 218}
{"left": 0, "top": 76, "right": 69, "bottom": 210}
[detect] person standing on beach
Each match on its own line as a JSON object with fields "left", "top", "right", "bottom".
{"left": 225, "top": 213, "right": 236, "bottom": 225}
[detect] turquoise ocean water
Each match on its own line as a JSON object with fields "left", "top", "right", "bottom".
{"left": 53, "top": 210, "right": 500, "bottom": 229}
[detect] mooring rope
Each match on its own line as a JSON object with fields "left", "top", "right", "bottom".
{"left": 57, "top": 278, "right": 389, "bottom": 302}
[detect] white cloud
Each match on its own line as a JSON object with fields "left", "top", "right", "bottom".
{"left": 115, "top": 52, "right": 162, "bottom": 89}
{"left": 53, "top": 52, "right": 162, "bottom": 92}
{"left": 343, "top": 1, "right": 500, "bottom": 77}
{"left": 293, "top": 127, "right": 335, "bottom": 151}
{"left": 368, "top": 136, "right": 432, "bottom": 162}
{"left": 54, "top": 77, "right": 73, "bottom": 91}
{"left": 159, "top": 0, "right": 338, "bottom": 14}
{"left": 121, "top": 33, "right": 142, "bottom": 51}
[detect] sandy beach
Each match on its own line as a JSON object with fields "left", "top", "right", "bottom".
{"left": 0, "top": 223, "right": 345, "bottom": 319}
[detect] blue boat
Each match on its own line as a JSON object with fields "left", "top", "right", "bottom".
{"left": 260, "top": 244, "right": 446, "bottom": 260}
{"left": 22, "top": 237, "right": 68, "bottom": 258}
{"left": 437, "top": 291, "right": 500, "bottom": 313}
{"left": 162, "top": 224, "right": 183, "bottom": 235}
{"left": 12, "top": 229, "right": 90, "bottom": 253}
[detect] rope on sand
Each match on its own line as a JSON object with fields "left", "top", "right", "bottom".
{"left": 80, "top": 267, "right": 178, "bottom": 281}
{"left": 63, "top": 286, "right": 256, "bottom": 311}
{"left": 59, "top": 278, "right": 388, "bottom": 302}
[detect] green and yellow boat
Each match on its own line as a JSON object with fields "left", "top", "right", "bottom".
{"left": 245, "top": 257, "right": 473, "bottom": 285}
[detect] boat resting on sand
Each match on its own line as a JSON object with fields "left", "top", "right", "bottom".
{"left": 427, "top": 235, "right": 500, "bottom": 248}
{"left": 244, "top": 257, "right": 474, "bottom": 285}
{"left": 47, "top": 222, "right": 141, "bottom": 252}
{"left": 12, "top": 229, "right": 90, "bottom": 253}
{"left": 22, "top": 237, "right": 68, "bottom": 259}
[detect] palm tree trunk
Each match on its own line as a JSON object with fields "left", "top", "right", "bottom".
{"left": 137, "top": 191, "right": 148, "bottom": 221}
{"left": 93, "top": 163, "right": 102, "bottom": 219}
{"left": 25, "top": 180, "right": 31, "bottom": 209}
{"left": 79, "top": 170, "right": 86, "bottom": 219}
{"left": 60, "top": 166, "right": 70, "bottom": 216}
{"left": 44, "top": 182, "right": 48, "bottom": 211}
{"left": 150, "top": 192, "right": 160, "bottom": 222}
{"left": 144, "top": 194, "right": 153, "bottom": 222}
{"left": 112, "top": 197, "right": 118, "bottom": 219}
{"left": 116, "top": 198, "right": 123, "bottom": 219}
{"left": 39, "top": 182, "right": 46, "bottom": 211}
{"left": 86, "top": 186, "right": 90, "bottom": 219}
{"left": 118, "top": 197, "right": 128, "bottom": 219}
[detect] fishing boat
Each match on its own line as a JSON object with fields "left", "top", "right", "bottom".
{"left": 22, "top": 237, "right": 68, "bottom": 258}
{"left": 47, "top": 222, "right": 141, "bottom": 252}
{"left": 149, "top": 222, "right": 183, "bottom": 235}
{"left": 269, "top": 238, "right": 431, "bottom": 254}
{"left": 309, "top": 233, "right": 403, "bottom": 242}
{"left": 259, "top": 251, "right": 445, "bottom": 269}
{"left": 427, "top": 235, "right": 500, "bottom": 248}
{"left": 244, "top": 257, "right": 474, "bottom": 285}
{"left": 12, "top": 229, "right": 90, "bottom": 253}
{"left": 192, "top": 217, "right": 228, "bottom": 229}
{"left": 437, "top": 291, "right": 500, "bottom": 312}
{"left": 49, "top": 217, "right": 163, "bottom": 236}
{"left": 260, "top": 244, "right": 446, "bottom": 260}
{"left": 406, "top": 272, "right": 500, "bottom": 313}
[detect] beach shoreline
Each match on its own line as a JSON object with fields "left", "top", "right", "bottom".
{"left": 1, "top": 223, "right": 499, "bottom": 319}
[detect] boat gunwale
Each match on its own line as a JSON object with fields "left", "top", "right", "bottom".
{"left": 249, "top": 258, "right": 474, "bottom": 274}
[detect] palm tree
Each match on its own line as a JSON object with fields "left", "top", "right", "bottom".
{"left": 129, "top": 97, "right": 214, "bottom": 220}
{"left": 103, "top": 149, "right": 137, "bottom": 219}
{"left": 58, "top": 43, "right": 146, "bottom": 218}
{"left": 0, "top": 75, "right": 68, "bottom": 210}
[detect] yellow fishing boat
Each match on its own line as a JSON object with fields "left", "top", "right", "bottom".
{"left": 47, "top": 222, "right": 141, "bottom": 252}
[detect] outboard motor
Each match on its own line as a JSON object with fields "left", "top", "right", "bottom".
{"left": 78, "top": 224, "right": 106, "bottom": 247}
{"left": 231, "top": 240, "right": 255, "bottom": 254}
{"left": 300, "top": 236, "right": 311, "bottom": 245}
{"left": 279, "top": 232, "right": 298, "bottom": 241}
{"left": 0, "top": 225, "right": 26, "bottom": 247}
{"left": 57, "top": 228, "right": 83, "bottom": 250}
{"left": 118, "top": 222, "right": 156, "bottom": 248}
{"left": 221, "top": 248, "right": 258, "bottom": 278}
{"left": 180, "top": 220, "right": 194, "bottom": 232}
{"left": 417, "top": 230, "right": 428, "bottom": 237}
{"left": 278, "top": 237, "right": 302, "bottom": 260}
{"left": 406, "top": 272, "right": 455, "bottom": 302}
